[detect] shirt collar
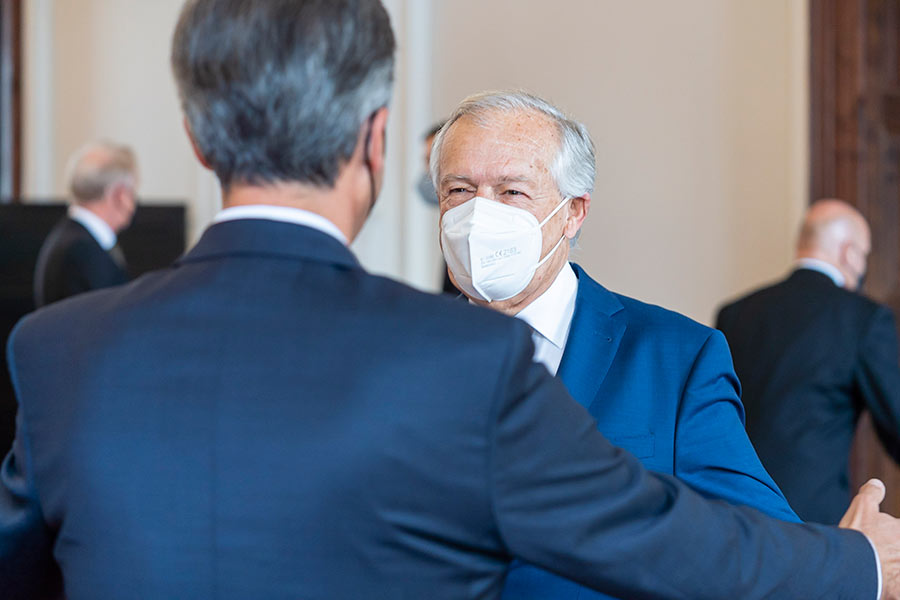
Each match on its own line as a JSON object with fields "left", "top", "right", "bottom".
{"left": 795, "top": 257, "right": 845, "bottom": 288}
{"left": 212, "top": 205, "right": 348, "bottom": 246}
{"left": 514, "top": 263, "right": 579, "bottom": 349}
{"left": 68, "top": 204, "right": 117, "bottom": 250}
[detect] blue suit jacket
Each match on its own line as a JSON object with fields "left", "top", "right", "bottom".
{"left": 1, "top": 225, "right": 873, "bottom": 599}
{"left": 503, "top": 264, "right": 799, "bottom": 600}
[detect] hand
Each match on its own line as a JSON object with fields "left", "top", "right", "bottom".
{"left": 840, "top": 479, "right": 900, "bottom": 600}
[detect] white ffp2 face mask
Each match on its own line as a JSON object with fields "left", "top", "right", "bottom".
{"left": 440, "top": 196, "right": 569, "bottom": 302}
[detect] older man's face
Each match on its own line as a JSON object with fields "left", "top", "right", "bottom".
{"left": 437, "top": 109, "right": 572, "bottom": 312}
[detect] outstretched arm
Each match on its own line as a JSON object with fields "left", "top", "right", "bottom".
{"left": 489, "top": 324, "right": 878, "bottom": 599}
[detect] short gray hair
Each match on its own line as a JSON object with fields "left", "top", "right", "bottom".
{"left": 430, "top": 91, "right": 596, "bottom": 200}
{"left": 171, "top": 0, "right": 395, "bottom": 189}
{"left": 67, "top": 140, "right": 137, "bottom": 203}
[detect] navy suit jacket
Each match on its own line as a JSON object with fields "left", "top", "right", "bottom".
{"left": 0, "top": 221, "right": 876, "bottom": 599}
{"left": 33, "top": 217, "right": 129, "bottom": 308}
{"left": 503, "top": 264, "right": 798, "bottom": 600}
{"left": 717, "top": 268, "right": 900, "bottom": 523}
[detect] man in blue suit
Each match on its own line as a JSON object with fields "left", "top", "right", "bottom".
{"left": 433, "top": 91, "right": 800, "bottom": 599}
{"left": 1, "top": 2, "right": 898, "bottom": 599}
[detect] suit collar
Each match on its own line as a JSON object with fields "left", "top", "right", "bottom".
{"left": 793, "top": 258, "right": 844, "bottom": 287}
{"left": 789, "top": 266, "right": 840, "bottom": 288}
{"left": 556, "top": 263, "right": 627, "bottom": 409}
{"left": 178, "top": 219, "right": 360, "bottom": 270}
{"left": 212, "top": 205, "right": 349, "bottom": 246}
{"left": 68, "top": 204, "right": 117, "bottom": 250}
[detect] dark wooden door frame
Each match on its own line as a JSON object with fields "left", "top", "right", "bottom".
{"left": 810, "top": 0, "right": 900, "bottom": 516}
{"left": 0, "top": 0, "right": 22, "bottom": 201}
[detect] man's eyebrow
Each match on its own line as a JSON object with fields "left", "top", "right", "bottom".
{"left": 439, "top": 174, "right": 535, "bottom": 185}
{"left": 495, "top": 175, "right": 534, "bottom": 184}
{"left": 440, "top": 174, "right": 476, "bottom": 185}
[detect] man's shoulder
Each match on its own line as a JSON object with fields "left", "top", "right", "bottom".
{"left": 607, "top": 288, "right": 714, "bottom": 345}
{"left": 12, "top": 272, "right": 143, "bottom": 349}
{"left": 42, "top": 218, "right": 104, "bottom": 260}
{"left": 714, "top": 275, "right": 798, "bottom": 329}
{"left": 17, "top": 263, "right": 532, "bottom": 363}
{"left": 719, "top": 277, "right": 785, "bottom": 312}
{"left": 572, "top": 265, "right": 718, "bottom": 349}
{"left": 769, "top": 271, "right": 881, "bottom": 319}
{"left": 362, "top": 271, "right": 533, "bottom": 343}
{"left": 827, "top": 282, "right": 884, "bottom": 315}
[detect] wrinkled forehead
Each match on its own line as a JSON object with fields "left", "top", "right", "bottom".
{"left": 441, "top": 109, "right": 560, "bottom": 174}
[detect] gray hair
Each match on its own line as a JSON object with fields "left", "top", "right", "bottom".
{"left": 430, "top": 91, "right": 596, "bottom": 200}
{"left": 171, "top": 0, "right": 395, "bottom": 189}
{"left": 67, "top": 140, "right": 137, "bottom": 203}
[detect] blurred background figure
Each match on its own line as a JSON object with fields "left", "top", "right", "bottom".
{"left": 415, "top": 122, "right": 444, "bottom": 207}
{"left": 416, "top": 121, "right": 457, "bottom": 294}
{"left": 33, "top": 140, "right": 138, "bottom": 307}
{"left": 716, "top": 199, "right": 900, "bottom": 524}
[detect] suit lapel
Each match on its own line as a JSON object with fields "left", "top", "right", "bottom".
{"left": 557, "top": 264, "right": 626, "bottom": 410}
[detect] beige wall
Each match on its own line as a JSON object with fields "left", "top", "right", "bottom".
{"left": 431, "top": 0, "right": 809, "bottom": 324}
{"left": 25, "top": 0, "right": 196, "bottom": 197}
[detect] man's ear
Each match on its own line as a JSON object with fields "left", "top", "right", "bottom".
{"left": 183, "top": 117, "right": 213, "bottom": 170}
{"left": 365, "top": 106, "right": 390, "bottom": 174}
{"left": 108, "top": 181, "right": 131, "bottom": 208}
{"left": 565, "top": 193, "right": 591, "bottom": 239}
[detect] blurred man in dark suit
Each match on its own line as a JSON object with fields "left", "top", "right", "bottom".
{"left": 1, "top": 2, "right": 899, "bottom": 599}
{"left": 717, "top": 199, "right": 900, "bottom": 524}
{"left": 33, "top": 140, "right": 137, "bottom": 307}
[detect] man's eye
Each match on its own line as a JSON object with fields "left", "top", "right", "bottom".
{"left": 503, "top": 189, "right": 523, "bottom": 196}
{"left": 448, "top": 187, "right": 469, "bottom": 194}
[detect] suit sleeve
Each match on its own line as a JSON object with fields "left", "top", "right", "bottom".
{"left": 672, "top": 330, "right": 800, "bottom": 522}
{"left": 0, "top": 324, "right": 63, "bottom": 599}
{"left": 856, "top": 305, "right": 900, "bottom": 464}
{"left": 62, "top": 240, "right": 129, "bottom": 298}
{"left": 488, "top": 323, "right": 877, "bottom": 599}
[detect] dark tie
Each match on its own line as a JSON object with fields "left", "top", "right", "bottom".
{"left": 109, "top": 244, "right": 127, "bottom": 268}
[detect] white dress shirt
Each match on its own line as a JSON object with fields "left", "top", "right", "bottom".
{"left": 513, "top": 263, "right": 579, "bottom": 375}
{"left": 795, "top": 257, "right": 845, "bottom": 288}
{"left": 68, "top": 204, "right": 117, "bottom": 251}
{"left": 212, "top": 204, "right": 348, "bottom": 245}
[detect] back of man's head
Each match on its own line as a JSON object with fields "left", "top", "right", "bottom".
{"left": 796, "top": 198, "right": 871, "bottom": 290}
{"left": 67, "top": 140, "right": 137, "bottom": 205}
{"left": 171, "top": 0, "right": 395, "bottom": 191}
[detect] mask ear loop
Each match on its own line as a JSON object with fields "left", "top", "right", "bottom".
{"left": 537, "top": 196, "right": 571, "bottom": 227}
{"left": 535, "top": 197, "right": 571, "bottom": 266}
{"left": 536, "top": 234, "right": 568, "bottom": 268}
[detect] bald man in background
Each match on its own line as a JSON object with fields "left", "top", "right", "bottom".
{"left": 716, "top": 199, "right": 900, "bottom": 524}
{"left": 34, "top": 140, "right": 138, "bottom": 308}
